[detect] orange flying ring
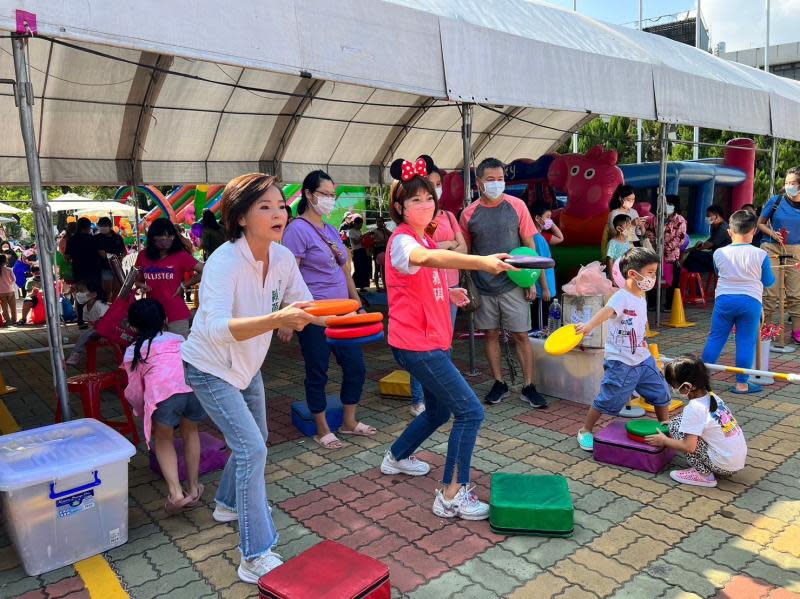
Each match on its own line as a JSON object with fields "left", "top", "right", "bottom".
{"left": 327, "top": 312, "right": 384, "bottom": 327}
{"left": 304, "top": 299, "right": 361, "bottom": 317}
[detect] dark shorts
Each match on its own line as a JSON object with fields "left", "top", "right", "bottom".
{"left": 152, "top": 392, "right": 206, "bottom": 428}
{"left": 593, "top": 356, "right": 671, "bottom": 416}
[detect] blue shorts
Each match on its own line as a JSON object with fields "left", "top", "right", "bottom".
{"left": 152, "top": 392, "right": 206, "bottom": 428}
{"left": 593, "top": 356, "right": 671, "bottom": 416}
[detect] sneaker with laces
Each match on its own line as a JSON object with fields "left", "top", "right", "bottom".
{"left": 576, "top": 429, "right": 594, "bottom": 451}
{"left": 238, "top": 550, "right": 283, "bottom": 584}
{"left": 432, "top": 485, "right": 490, "bottom": 520}
{"left": 669, "top": 468, "right": 717, "bottom": 487}
{"left": 409, "top": 402, "right": 426, "bottom": 417}
{"left": 484, "top": 380, "right": 510, "bottom": 405}
{"left": 212, "top": 504, "right": 238, "bottom": 523}
{"left": 520, "top": 384, "right": 547, "bottom": 409}
{"left": 380, "top": 450, "right": 430, "bottom": 476}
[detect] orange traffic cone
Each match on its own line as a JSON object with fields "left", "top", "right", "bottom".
{"left": 646, "top": 320, "right": 659, "bottom": 338}
{"left": 664, "top": 289, "right": 695, "bottom": 328}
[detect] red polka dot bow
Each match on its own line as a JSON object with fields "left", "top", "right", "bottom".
{"left": 401, "top": 157, "right": 428, "bottom": 181}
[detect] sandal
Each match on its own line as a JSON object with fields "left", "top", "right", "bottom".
{"left": 339, "top": 422, "right": 377, "bottom": 437}
{"left": 729, "top": 383, "right": 763, "bottom": 395}
{"left": 164, "top": 494, "right": 194, "bottom": 515}
{"left": 187, "top": 483, "right": 205, "bottom": 507}
{"left": 313, "top": 432, "right": 344, "bottom": 449}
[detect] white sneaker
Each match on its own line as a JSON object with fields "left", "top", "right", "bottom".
{"left": 409, "top": 402, "right": 426, "bottom": 417}
{"left": 432, "top": 485, "right": 490, "bottom": 521}
{"left": 380, "top": 450, "right": 430, "bottom": 476}
{"left": 212, "top": 504, "right": 238, "bottom": 523}
{"left": 238, "top": 550, "right": 283, "bottom": 584}
{"left": 65, "top": 352, "right": 84, "bottom": 367}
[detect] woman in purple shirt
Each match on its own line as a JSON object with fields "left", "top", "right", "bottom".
{"left": 281, "top": 170, "right": 376, "bottom": 449}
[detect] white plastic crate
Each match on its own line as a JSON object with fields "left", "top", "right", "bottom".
{"left": 0, "top": 419, "right": 136, "bottom": 575}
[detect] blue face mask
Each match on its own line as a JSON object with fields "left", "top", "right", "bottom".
{"left": 786, "top": 185, "right": 798, "bottom": 198}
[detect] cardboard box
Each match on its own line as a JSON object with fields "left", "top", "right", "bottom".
{"left": 561, "top": 293, "right": 611, "bottom": 349}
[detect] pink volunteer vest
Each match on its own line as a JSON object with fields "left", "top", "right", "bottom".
{"left": 386, "top": 224, "right": 453, "bottom": 352}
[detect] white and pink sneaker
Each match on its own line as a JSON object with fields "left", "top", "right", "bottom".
{"left": 670, "top": 468, "right": 717, "bottom": 487}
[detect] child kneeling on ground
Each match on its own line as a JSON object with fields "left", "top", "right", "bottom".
{"left": 575, "top": 247, "right": 672, "bottom": 451}
{"left": 646, "top": 355, "right": 747, "bottom": 487}
{"left": 122, "top": 298, "right": 206, "bottom": 514}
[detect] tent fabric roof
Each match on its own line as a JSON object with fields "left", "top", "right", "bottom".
{"left": 0, "top": 0, "right": 798, "bottom": 186}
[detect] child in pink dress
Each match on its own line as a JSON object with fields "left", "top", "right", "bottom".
{"left": 122, "top": 298, "right": 206, "bottom": 514}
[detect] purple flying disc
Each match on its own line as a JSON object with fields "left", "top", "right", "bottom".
{"left": 504, "top": 256, "right": 555, "bottom": 269}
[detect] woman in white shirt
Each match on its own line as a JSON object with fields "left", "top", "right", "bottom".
{"left": 181, "top": 173, "right": 318, "bottom": 584}
{"left": 607, "top": 184, "right": 646, "bottom": 243}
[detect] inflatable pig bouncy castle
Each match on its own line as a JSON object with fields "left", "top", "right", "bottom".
{"left": 548, "top": 145, "right": 624, "bottom": 246}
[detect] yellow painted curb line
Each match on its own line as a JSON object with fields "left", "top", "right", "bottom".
{"left": 74, "top": 555, "right": 129, "bottom": 599}
{"left": 0, "top": 400, "right": 129, "bottom": 598}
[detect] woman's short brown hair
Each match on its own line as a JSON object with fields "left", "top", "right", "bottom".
{"left": 388, "top": 176, "right": 439, "bottom": 225}
{"left": 220, "top": 173, "right": 285, "bottom": 241}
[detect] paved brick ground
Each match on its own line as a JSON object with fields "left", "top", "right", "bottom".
{"left": 0, "top": 302, "right": 799, "bottom": 598}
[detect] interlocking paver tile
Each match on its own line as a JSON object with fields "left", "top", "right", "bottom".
{"left": 2, "top": 309, "right": 800, "bottom": 598}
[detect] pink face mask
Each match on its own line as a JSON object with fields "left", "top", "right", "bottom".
{"left": 404, "top": 203, "right": 435, "bottom": 229}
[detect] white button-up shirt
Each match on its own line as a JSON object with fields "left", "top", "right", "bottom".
{"left": 182, "top": 236, "right": 311, "bottom": 389}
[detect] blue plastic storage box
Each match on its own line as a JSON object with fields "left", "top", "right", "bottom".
{"left": 291, "top": 395, "right": 344, "bottom": 436}
{"left": 0, "top": 419, "right": 136, "bottom": 575}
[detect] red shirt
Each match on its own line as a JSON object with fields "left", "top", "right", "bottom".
{"left": 135, "top": 251, "right": 198, "bottom": 323}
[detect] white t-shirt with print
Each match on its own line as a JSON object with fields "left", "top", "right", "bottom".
{"left": 390, "top": 234, "right": 431, "bottom": 275}
{"left": 604, "top": 289, "right": 650, "bottom": 366}
{"left": 679, "top": 393, "right": 747, "bottom": 472}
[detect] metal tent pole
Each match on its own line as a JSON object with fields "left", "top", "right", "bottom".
{"left": 12, "top": 34, "right": 70, "bottom": 418}
{"left": 636, "top": 0, "right": 643, "bottom": 163}
{"left": 769, "top": 137, "right": 777, "bottom": 198}
{"left": 461, "top": 103, "right": 478, "bottom": 376}
{"left": 693, "top": 0, "right": 701, "bottom": 160}
{"left": 655, "top": 124, "right": 670, "bottom": 328}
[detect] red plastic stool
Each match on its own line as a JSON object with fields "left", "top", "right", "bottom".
{"left": 86, "top": 338, "right": 124, "bottom": 372}
{"left": 679, "top": 271, "right": 705, "bottom": 307}
{"left": 56, "top": 370, "right": 140, "bottom": 444}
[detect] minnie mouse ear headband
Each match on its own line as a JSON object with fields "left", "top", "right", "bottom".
{"left": 390, "top": 155, "right": 437, "bottom": 182}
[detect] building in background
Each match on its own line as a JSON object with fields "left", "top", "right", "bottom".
{"left": 644, "top": 13, "right": 709, "bottom": 52}
{"left": 722, "top": 42, "right": 800, "bottom": 81}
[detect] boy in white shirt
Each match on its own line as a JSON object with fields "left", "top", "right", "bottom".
{"left": 574, "top": 248, "right": 672, "bottom": 451}
{"left": 701, "top": 210, "right": 775, "bottom": 395}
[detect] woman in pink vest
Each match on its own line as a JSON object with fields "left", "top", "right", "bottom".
{"left": 379, "top": 157, "right": 514, "bottom": 521}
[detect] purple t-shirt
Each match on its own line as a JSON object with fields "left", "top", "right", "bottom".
{"left": 282, "top": 218, "right": 349, "bottom": 300}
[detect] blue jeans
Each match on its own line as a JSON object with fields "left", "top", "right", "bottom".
{"left": 702, "top": 294, "right": 761, "bottom": 384}
{"left": 297, "top": 324, "right": 366, "bottom": 413}
{"left": 391, "top": 347, "right": 484, "bottom": 485}
{"left": 184, "top": 363, "right": 277, "bottom": 559}
{"left": 411, "top": 304, "right": 458, "bottom": 404}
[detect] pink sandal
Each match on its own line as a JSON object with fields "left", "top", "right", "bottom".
{"left": 339, "top": 422, "right": 377, "bottom": 437}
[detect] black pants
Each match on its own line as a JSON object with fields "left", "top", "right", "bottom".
{"left": 352, "top": 248, "right": 372, "bottom": 289}
{"left": 684, "top": 249, "right": 714, "bottom": 273}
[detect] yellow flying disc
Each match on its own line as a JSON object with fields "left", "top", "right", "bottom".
{"left": 544, "top": 324, "right": 584, "bottom": 355}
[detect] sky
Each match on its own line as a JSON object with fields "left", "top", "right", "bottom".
{"left": 542, "top": 0, "right": 800, "bottom": 52}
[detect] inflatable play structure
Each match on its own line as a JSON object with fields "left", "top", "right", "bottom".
{"left": 287, "top": 185, "right": 369, "bottom": 227}
{"left": 439, "top": 138, "right": 756, "bottom": 290}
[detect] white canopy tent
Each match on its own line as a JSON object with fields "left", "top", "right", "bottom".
{"left": 0, "top": 0, "right": 798, "bottom": 187}
{"left": 0, "top": 201, "right": 24, "bottom": 213}
{"left": 47, "top": 194, "right": 137, "bottom": 216}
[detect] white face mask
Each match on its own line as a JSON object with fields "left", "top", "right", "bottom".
{"left": 435, "top": 186, "right": 443, "bottom": 200}
{"left": 672, "top": 382, "right": 693, "bottom": 397}
{"left": 786, "top": 185, "right": 799, "bottom": 198}
{"left": 633, "top": 272, "right": 656, "bottom": 291}
{"left": 75, "top": 292, "right": 92, "bottom": 304}
{"left": 666, "top": 204, "right": 675, "bottom": 216}
{"left": 312, "top": 194, "right": 336, "bottom": 216}
{"left": 482, "top": 181, "right": 505, "bottom": 200}
{"left": 705, "top": 216, "right": 715, "bottom": 226}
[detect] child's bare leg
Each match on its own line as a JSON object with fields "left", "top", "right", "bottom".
{"left": 153, "top": 422, "right": 184, "bottom": 502}
{"left": 654, "top": 405, "right": 670, "bottom": 424}
{"left": 180, "top": 419, "right": 201, "bottom": 498}
{"left": 581, "top": 407, "right": 603, "bottom": 433}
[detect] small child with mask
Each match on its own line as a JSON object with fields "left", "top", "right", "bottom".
{"left": 531, "top": 203, "right": 563, "bottom": 329}
{"left": 66, "top": 280, "right": 110, "bottom": 367}
{"left": 574, "top": 248, "right": 672, "bottom": 451}
{"left": 606, "top": 214, "right": 633, "bottom": 280}
{"left": 646, "top": 355, "right": 747, "bottom": 487}
{"left": 608, "top": 184, "right": 644, "bottom": 243}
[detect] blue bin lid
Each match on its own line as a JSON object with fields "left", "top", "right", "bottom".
{"left": 0, "top": 419, "right": 136, "bottom": 491}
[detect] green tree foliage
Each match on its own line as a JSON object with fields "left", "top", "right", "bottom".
{"left": 557, "top": 116, "right": 800, "bottom": 208}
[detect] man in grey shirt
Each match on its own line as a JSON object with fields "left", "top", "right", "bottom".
{"left": 459, "top": 158, "right": 546, "bottom": 409}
